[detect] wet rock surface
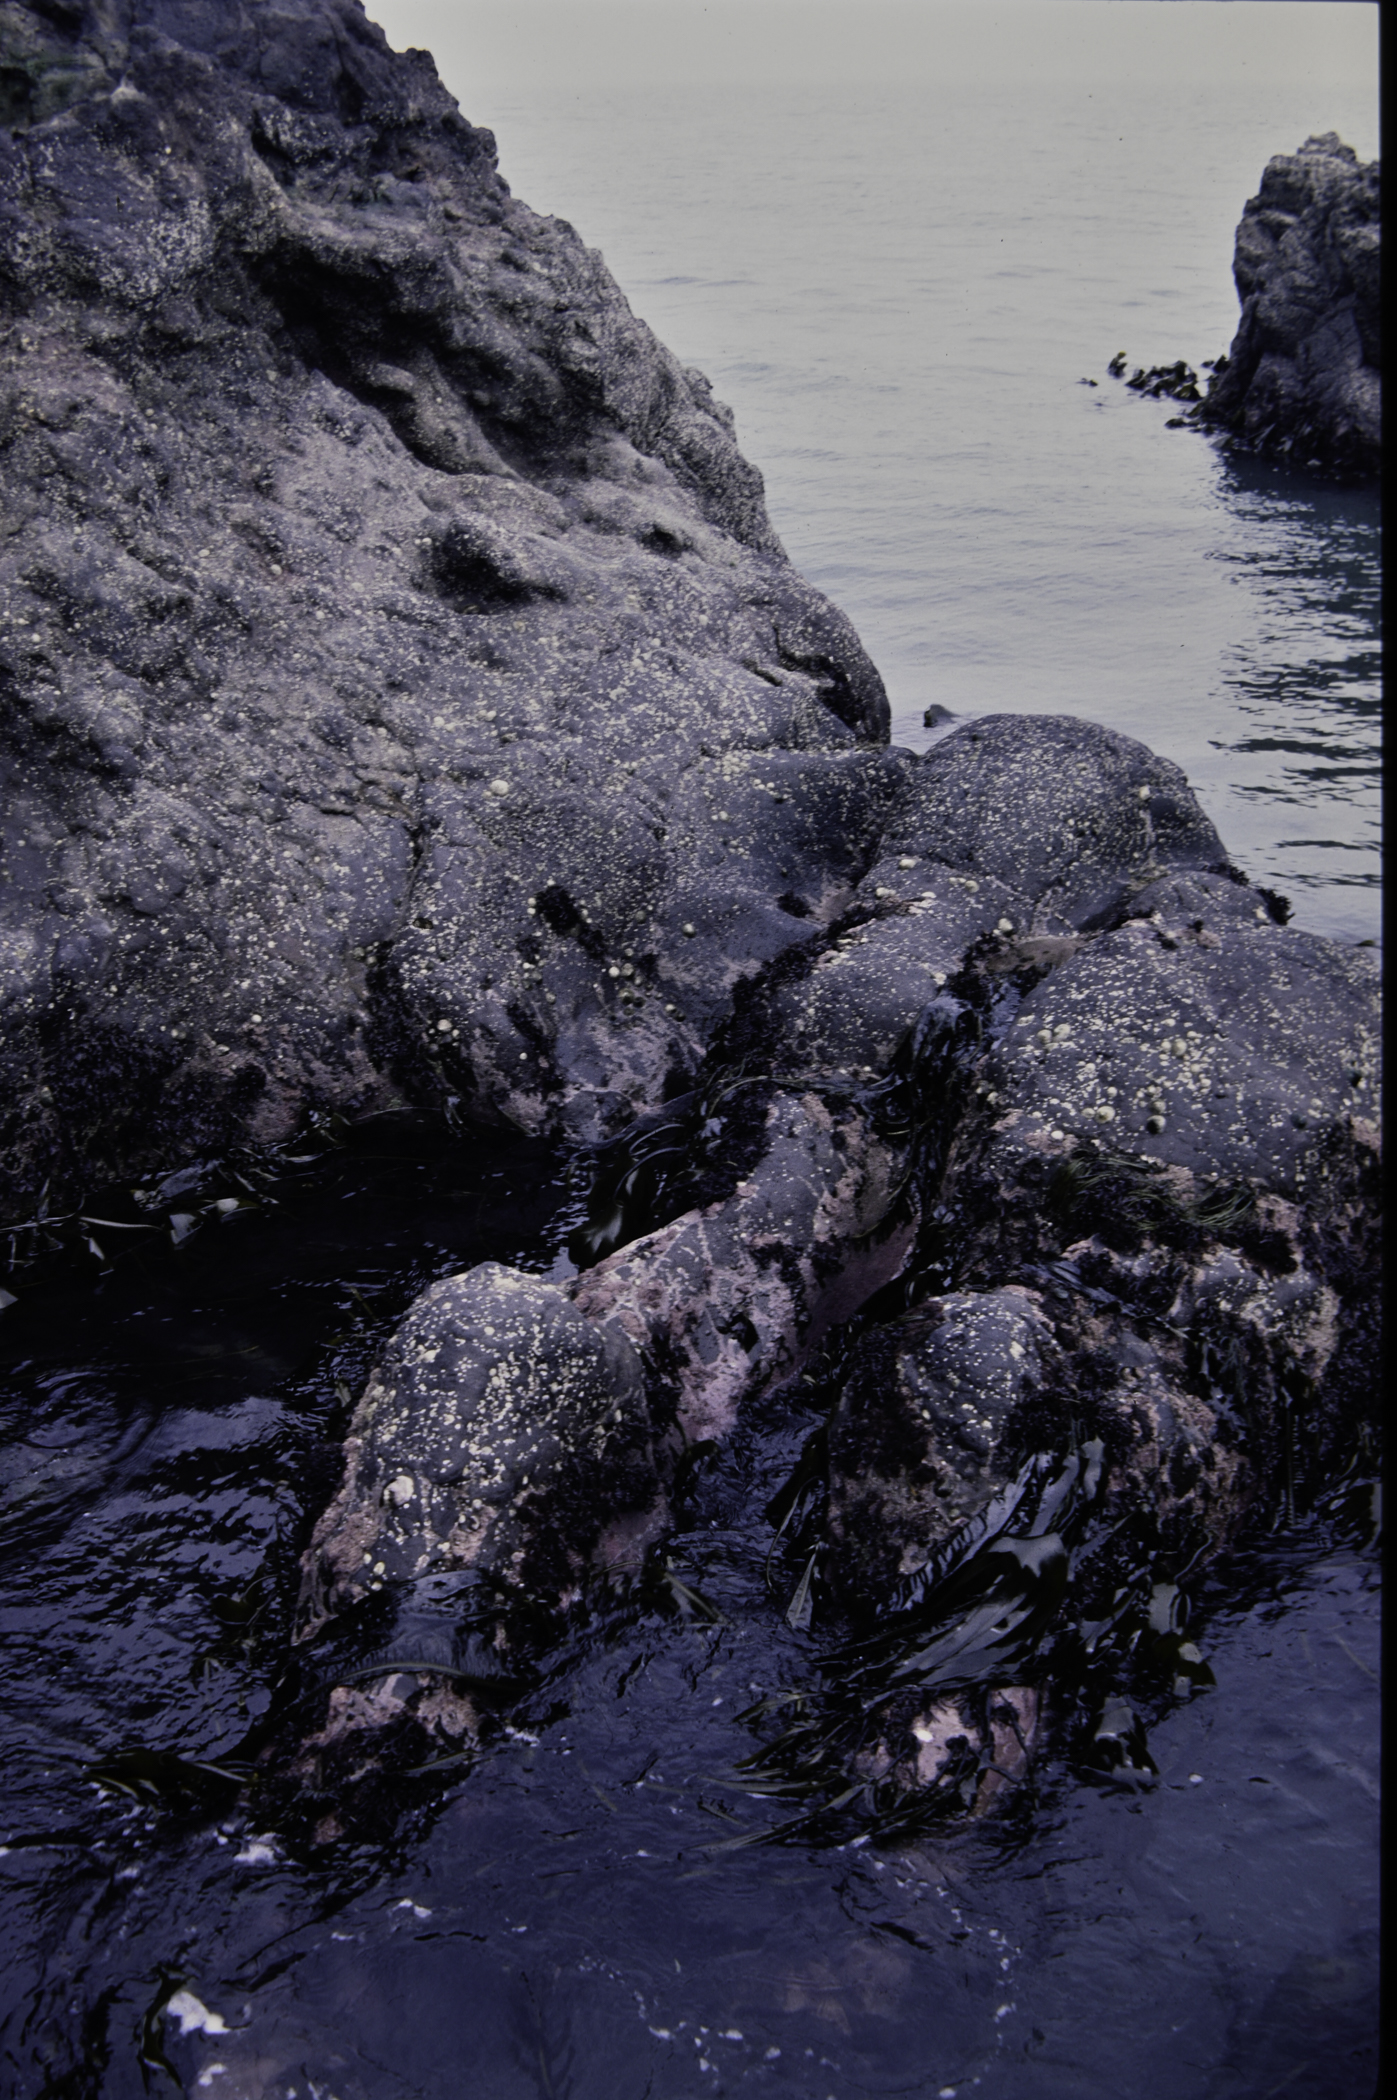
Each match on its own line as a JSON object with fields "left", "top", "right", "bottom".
{"left": 301, "top": 711, "right": 1317, "bottom": 1649}
{"left": 960, "top": 868, "right": 1379, "bottom": 1202}
{"left": 810, "top": 857, "right": 1380, "bottom": 1631}
{"left": 296, "top": 727, "right": 1378, "bottom": 1836}
{"left": 297, "top": 1260, "right": 661, "bottom": 1637}
{"left": 571, "top": 1087, "right": 915, "bottom": 1446}
{"left": 827, "top": 1287, "right": 1063, "bottom": 1598}
{"left": 740, "top": 712, "right": 1230, "bottom": 1086}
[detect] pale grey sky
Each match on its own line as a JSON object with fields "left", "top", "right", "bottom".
{"left": 364, "top": 1, "right": 1378, "bottom": 123}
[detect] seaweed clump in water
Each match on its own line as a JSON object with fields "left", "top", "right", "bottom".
{"left": 702, "top": 1434, "right": 1212, "bottom": 1847}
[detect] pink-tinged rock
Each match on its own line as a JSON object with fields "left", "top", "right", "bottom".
{"left": 571, "top": 1090, "right": 916, "bottom": 1445}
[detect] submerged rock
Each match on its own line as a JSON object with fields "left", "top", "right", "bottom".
{"left": 1202, "top": 134, "right": 1379, "bottom": 475}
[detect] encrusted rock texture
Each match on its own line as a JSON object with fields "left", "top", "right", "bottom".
{"left": 301, "top": 717, "right": 1380, "bottom": 1636}
{"left": 0, "top": 0, "right": 894, "bottom": 1213}
{"left": 823, "top": 846, "right": 1378, "bottom": 1613}
{"left": 1202, "top": 132, "right": 1380, "bottom": 476}
{"left": 296, "top": 1261, "right": 663, "bottom": 1638}
{"left": 0, "top": 7, "right": 1382, "bottom": 1732}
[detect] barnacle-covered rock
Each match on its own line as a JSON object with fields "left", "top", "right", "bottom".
{"left": 882, "top": 714, "right": 1227, "bottom": 933}
{"left": 759, "top": 868, "right": 1026, "bottom": 1080}
{"left": 296, "top": 1263, "right": 662, "bottom": 1638}
{"left": 855, "top": 1685, "right": 1039, "bottom": 1816}
{"left": 952, "top": 870, "right": 1380, "bottom": 1250}
{"left": 742, "top": 715, "right": 1227, "bottom": 1085}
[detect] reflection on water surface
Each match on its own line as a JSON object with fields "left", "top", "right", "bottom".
{"left": 1203, "top": 460, "right": 1381, "bottom": 937}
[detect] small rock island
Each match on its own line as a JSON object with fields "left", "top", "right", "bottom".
{"left": 1112, "top": 132, "right": 1380, "bottom": 477}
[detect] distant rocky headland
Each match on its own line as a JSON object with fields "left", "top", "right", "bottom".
{"left": 0, "top": 4, "right": 1381, "bottom": 1820}
{"left": 1111, "top": 132, "right": 1380, "bottom": 478}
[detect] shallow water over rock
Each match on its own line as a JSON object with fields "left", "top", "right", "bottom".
{"left": 0, "top": 1122, "right": 1377, "bottom": 2097}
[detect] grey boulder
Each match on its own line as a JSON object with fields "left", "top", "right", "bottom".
{"left": 0, "top": 0, "right": 893, "bottom": 1216}
{"left": 884, "top": 714, "right": 1228, "bottom": 933}
{"left": 957, "top": 868, "right": 1380, "bottom": 1223}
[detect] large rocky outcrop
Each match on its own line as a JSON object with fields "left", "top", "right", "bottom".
{"left": 0, "top": 6, "right": 1381, "bottom": 1820}
{"left": 0, "top": 0, "right": 893, "bottom": 1215}
{"left": 301, "top": 720, "right": 1379, "bottom": 1780}
{"left": 1201, "top": 133, "right": 1380, "bottom": 475}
